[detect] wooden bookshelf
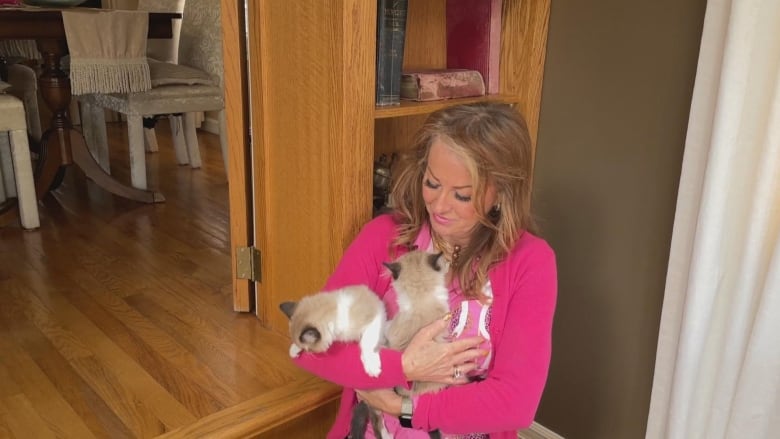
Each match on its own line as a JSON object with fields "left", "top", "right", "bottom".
{"left": 222, "top": 0, "right": 550, "bottom": 431}
{"left": 375, "top": 94, "right": 524, "bottom": 119}
{"left": 235, "top": 0, "right": 550, "bottom": 343}
{"left": 375, "top": 0, "right": 550, "bottom": 163}
{"left": 232, "top": 0, "right": 550, "bottom": 361}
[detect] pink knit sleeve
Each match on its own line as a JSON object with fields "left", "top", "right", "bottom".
{"left": 293, "top": 342, "right": 408, "bottom": 388}
{"left": 291, "top": 215, "right": 410, "bottom": 390}
{"left": 412, "top": 237, "right": 557, "bottom": 434}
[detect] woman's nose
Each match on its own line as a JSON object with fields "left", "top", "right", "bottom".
{"left": 430, "top": 192, "right": 449, "bottom": 213}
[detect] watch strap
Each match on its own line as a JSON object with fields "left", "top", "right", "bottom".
{"left": 398, "top": 394, "right": 413, "bottom": 428}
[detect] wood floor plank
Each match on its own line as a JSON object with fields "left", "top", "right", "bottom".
{"left": 0, "top": 125, "right": 341, "bottom": 437}
{"left": 10, "top": 236, "right": 245, "bottom": 413}
{"left": 0, "top": 395, "right": 58, "bottom": 439}
{"left": 5, "top": 276, "right": 197, "bottom": 435}
{"left": 125, "top": 293, "right": 280, "bottom": 397}
{"left": 59, "top": 282, "right": 231, "bottom": 416}
{"left": 0, "top": 323, "right": 97, "bottom": 439}
{"left": 0, "top": 276, "right": 169, "bottom": 437}
{"left": 0, "top": 305, "right": 134, "bottom": 439}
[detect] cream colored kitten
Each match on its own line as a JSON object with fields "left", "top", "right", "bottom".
{"left": 279, "top": 284, "right": 387, "bottom": 377}
{"left": 352, "top": 250, "right": 450, "bottom": 439}
{"left": 384, "top": 250, "right": 450, "bottom": 353}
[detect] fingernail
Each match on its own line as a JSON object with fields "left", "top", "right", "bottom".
{"left": 442, "top": 312, "right": 452, "bottom": 321}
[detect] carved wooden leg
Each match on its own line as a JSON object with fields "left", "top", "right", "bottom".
{"left": 69, "top": 130, "right": 164, "bottom": 203}
{"left": 33, "top": 38, "right": 163, "bottom": 203}
{"left": 34, "top": 38, "right": 72, "bottom": 197}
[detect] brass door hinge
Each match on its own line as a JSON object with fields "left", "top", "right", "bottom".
{"left": 236, "top": 246, "right": 261, "bottom": 282}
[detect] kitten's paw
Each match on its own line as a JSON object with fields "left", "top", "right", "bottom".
{"left": 361, "top": 352, "right": 382, "bottom": 377}
{"left": 289, "top": 344, "right": 302, "bottom": 357}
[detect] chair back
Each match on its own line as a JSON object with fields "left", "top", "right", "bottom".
{"left": 178, "top": 0, "right": 223, "bottom": 87}
{"left": 137, "top": 0, "right": 184, "bottom": 64}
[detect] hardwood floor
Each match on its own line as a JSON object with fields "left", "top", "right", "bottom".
{"left": 0, "top": 123, "right": 339, "bottom": 438}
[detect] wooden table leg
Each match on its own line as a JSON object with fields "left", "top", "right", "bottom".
{"left": 34, "top": 127, "right": 67, "bottom": 199}
{"left": 33, "top": 38, "right": 164, "bottom": 204}
{"left": 70, "top": 130, "right": 165, "bottom": 203}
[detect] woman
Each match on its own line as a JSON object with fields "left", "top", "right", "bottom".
{"left": 293, "top": 102, "right": 557, "bottom": 438}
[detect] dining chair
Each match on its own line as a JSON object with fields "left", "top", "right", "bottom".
{"left": 133, "top": 0, "right": 185, "bottom": 155}
{"left": 0, "top": 91, "right": 41, "bottom": 230}
{"left": 5, "top": 63, "right": 42, "bottom": 143}
{"left": 0, "top": 41, "right": 43, "bottom": 143}
{"left": 78, "top": 0, "right": 226, "bottom": 190}
{"left": 140, "top": 0, "right": 184, "bottom": 64}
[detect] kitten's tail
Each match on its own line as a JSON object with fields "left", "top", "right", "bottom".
{"left": 350, "top": 401, "right": 370, "bottom": 439}
{"left": 350, "top": 401, "right": 386, "bottom": 439}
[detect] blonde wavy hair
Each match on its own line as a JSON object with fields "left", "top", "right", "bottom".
{"left": 389, "top": 102, "right": 537, "bottom": 298}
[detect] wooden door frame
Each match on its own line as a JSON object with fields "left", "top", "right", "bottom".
{"left": 221, "top": 0, "right": 253, "bottom": 312}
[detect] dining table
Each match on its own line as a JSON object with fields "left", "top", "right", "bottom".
{"left": 0, "top": 6, "right": 181, "bottom": 204}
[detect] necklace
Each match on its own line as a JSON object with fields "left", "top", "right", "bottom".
{"left": 430, "top": 231, "right": 462, "bottom": 268}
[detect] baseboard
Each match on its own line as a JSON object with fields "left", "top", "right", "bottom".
{"left": 518, "top": 421, "right": 566, "bottom": 439}
{"left": 201, "top": 117, "right": 220, "bottom": 135}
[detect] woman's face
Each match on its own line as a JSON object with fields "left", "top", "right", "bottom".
{"left": 422, "top": 137, "right": 496, "bottom": 246}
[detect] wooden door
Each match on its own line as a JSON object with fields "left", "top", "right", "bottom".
{"left": 221, "top": 0, "right": 253, "bottom": 312}
{"left": 221, "top": 0, "right": 375, "bottom": 334}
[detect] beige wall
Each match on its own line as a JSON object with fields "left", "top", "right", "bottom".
{"left": 531, "top": 0, "right": 707, "bottom": 437}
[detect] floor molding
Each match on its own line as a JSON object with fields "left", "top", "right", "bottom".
{"left": 202, "top": 116, "right": 220, "bottom": 135}
{"left": 518, "top": 421, "right": 566, "bottom": 439}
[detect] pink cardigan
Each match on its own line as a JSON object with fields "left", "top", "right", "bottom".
{"left": 292, "top": 214, "right": 557, "bottom": 438}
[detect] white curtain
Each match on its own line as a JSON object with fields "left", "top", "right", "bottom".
{"left": 645, "top": 0, "right": 780, "bottom": 438}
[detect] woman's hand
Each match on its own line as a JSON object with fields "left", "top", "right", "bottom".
{"left": 355, "top": 388, "right": 402, "bottom": 416}
{"left": 402, "top": 317, "right": 485, "bottom": 385}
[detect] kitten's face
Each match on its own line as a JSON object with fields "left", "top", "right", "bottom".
{"left": 279, "top": 298, "right": 335, "bottom": 353}
{"left": 383, "top": 250, "right": 448, "bottom": 293}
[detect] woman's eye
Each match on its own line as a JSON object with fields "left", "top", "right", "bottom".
{"left": 424, "top": 178, "right": 440, "bottom": 189}
{"left": 455, "top": 192, "right": 472, "bottom": 202}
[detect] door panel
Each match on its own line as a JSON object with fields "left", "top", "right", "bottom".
{"left": 245, "top": 1, "right": 375, "bottom": 334}
{"left": 221, "top": 0, "right": 253, "bottom": 312}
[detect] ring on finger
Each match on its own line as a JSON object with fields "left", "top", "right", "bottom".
{"left": 453, "top": 366, "right": 462, "bottom": 380}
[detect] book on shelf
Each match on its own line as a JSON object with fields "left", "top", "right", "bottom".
{"left": 400, "top": 69, "right": 485, "bottom": 102}
{"left": 375, "top": 0, "right": 409, "bottom": 106}
{"left": 446, "top": 0, "right": 502, "bottom": 94}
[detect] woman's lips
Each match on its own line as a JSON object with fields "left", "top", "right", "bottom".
{"left": 432, "top": 214, "right": 451, "bottom": 225}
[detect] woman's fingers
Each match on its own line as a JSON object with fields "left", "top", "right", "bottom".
{"left": 419, "top": 317, "right": 449, "bottom": 340}
{"left": 402, "top": 317, "right": 486, "bottom": 384}
{"left": 448, "top": 335, "right": 484, "bottom": 353}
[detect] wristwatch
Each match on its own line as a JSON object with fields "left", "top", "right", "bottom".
{"left": 398, "top": 395, "right": 413, "bottom": 428}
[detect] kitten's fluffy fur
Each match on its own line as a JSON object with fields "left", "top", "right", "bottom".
{"left": 352, "top": 250, "right": 450, "bottom": 439}
{"left": 384, "top": 251, "right": 450, "bottom": 352}
{"left": 279, "top": 285, "right": 387, "bottom": 377}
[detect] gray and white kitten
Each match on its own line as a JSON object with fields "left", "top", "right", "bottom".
{"left": 279, "top": 284, "right": 387, "bottom": 377}
{"left": 352, "top": 250, "right": 450, "bottom": 439}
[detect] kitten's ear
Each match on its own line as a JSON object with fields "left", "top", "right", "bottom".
{"left": 383, "top": 261, "right": 401, "bottom": 280}
{"left": 279, "top": 301, "right": 298, "bottom": 319}
{"left": 429, "top": 252, "right": 446, "bottom": 271}
{"left": 300, "top": 325, "right": 321, "bottom": 344}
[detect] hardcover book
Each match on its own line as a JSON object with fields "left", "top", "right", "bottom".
{"left": 446, "top": 0, "right": 502, "bottom": 94}
{"left": 375, "top": 0, "right": 409, "bottom": 106}
{"left": 400, "top": 69, "right": 485, "bottom": 102}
